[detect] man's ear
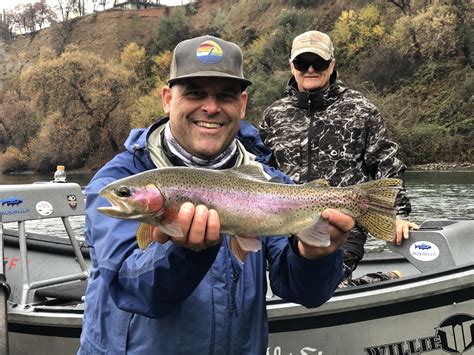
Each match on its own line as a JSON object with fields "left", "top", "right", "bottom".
{"left": 240, "top": 91, "right": 248, "bottom": 120}
{"left": 289, "top": 61, "right": 298, "bottom": 78}
{"left": 162, "top": 85, "right": 172, "bottom": 115}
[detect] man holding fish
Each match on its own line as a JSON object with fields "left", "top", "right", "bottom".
{"left": 78, "top": 35, "right": 392, "bottom": 354}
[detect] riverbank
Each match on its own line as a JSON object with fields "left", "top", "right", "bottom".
{"left": 407, "top": 162, "right": 474, "bottom": 171}
{"left": 57, "top": 161, "right": 474, "bottom": 174}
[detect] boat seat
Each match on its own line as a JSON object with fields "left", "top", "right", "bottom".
{"left": 35, "top": 280, "right": 87, "bottom": 302}
{"left": 387, "top": 219, "right": 474, "bottom": 273}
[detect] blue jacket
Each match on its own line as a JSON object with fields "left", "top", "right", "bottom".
{"left": 78, "top": 119, "right": 343, "bottom": 355}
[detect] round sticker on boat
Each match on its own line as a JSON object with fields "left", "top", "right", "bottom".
{"left": 409, "top": 241, "right": 440, "bottom": 261}
{"left": 36, "top": 201, "right": 53, "bottom": 216}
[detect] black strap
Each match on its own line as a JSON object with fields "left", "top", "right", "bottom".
{"left": 0, "top": 275, "right": 11, "bottom": 299}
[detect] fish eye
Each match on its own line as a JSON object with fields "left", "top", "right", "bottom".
{"left": 116, "top": 186, "right": 131, "bottom": 197}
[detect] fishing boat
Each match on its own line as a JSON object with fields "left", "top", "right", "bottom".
{"left": 1, "top": 183, "right": 473, "bottom": 355}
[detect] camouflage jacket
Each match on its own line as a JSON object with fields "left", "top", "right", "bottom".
{"left": 259, "top": 73, "right": 411, "bottom": 262}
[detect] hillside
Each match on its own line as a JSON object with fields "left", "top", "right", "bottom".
{"left": 1, "top": 7, "right": 169, "bottom": 83}
{"left": 0, "top": 0, "right": 471, "bottom": 172}
{"left": 1, "top": 0, "right": 384, "bottom": 78}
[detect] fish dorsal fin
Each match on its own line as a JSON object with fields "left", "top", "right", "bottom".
{"left": 295, "top": 214, "right": 331, "bottom": 247}
{"left": 228, "top": 165, "right": 269, "bottom": 182}
{"left": 136, "top": 223, "right": 155, "bottom": 250}
{"left": 306, "top": 178, "right": 330, "bottom": 187}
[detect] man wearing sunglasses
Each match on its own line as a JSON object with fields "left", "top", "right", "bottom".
{"left": 259, "top": 30, "right": 418, "bottom": 286}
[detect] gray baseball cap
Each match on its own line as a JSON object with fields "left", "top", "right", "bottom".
{"left": 168, "top": 35, "right": 252, "bottom": 88}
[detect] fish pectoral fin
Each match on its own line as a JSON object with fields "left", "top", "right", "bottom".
{"left": 230, "top": 235, "right": 261, "bottom": 263}
{"left": 295, "top": 215, "right": 331, "bottom": 247}
{"left": 157, "top": 220, "right": 183, "bottom": 238}
{"left": 136, "top": 223, "right": 155, "bottom": 250}
{"left": 156, "top": 207, "right": 184, "bottom": 238}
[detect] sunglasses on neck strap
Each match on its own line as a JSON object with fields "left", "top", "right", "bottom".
{"left": 292, "top": 57, "right": 332, "bottom": 72}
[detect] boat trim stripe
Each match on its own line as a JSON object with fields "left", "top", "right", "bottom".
{"left": 268, "top": 286, "right": 473, "bottom": 333}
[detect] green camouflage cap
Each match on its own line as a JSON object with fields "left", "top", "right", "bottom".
{"left": 168, "top": 35, "right": 252, "bottom": 88}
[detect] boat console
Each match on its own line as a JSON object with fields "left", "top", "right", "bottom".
{"left": 387, "top": 219, "right": 474, "bottom": 273}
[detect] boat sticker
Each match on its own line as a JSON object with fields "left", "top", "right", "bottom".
{"left": 267, "top": 346, "right": 324, "bottom": 355}
{"left": 67, "top": 195, "right": 78, "bottom": 210}
{"left": 0, "top": 196, "right": 29, "bottom": 216}
{"left": 409, "top": 241, "right": 440, "bottom": 261}
{"left": 365, "top": 313, "right": 474, "bottom": 354}
{"left": 0, "top": 208, "right": 30, "bottom": 216}
{"left": 36, "top": 201, "right": 53, "bottom": 216}
{"left": 436, "top": 313, "right": 473, "bottom": 353}
{"left": 0, "top": 196, "right": 23, "bottom": 206}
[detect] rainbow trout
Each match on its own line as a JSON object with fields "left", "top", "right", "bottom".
{"left": 98, "top": 165, "right": 402, "bottom": 262}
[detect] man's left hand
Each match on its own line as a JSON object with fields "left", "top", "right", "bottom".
{"left": 393, "top": 218, "right": 419, "bottom": 245}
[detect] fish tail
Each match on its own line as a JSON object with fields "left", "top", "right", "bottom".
{"left": 355, "top": 178, "right": 403, "bottom": 241}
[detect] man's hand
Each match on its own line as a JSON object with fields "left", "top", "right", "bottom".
{"left": 153, "top": 202, "right": 223, "bottom": 251}
{"left": 393, "top": 218, "right": 419, "bottom": 245}
{"left": 297, "top": 209, "right": 354, "bottom": 259}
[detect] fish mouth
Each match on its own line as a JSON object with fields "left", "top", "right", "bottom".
{"left": 97, "top": 190, "right": 145, "bottom": 220}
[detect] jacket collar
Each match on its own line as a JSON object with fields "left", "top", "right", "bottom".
{"left": 122, "top": 117, "right": 273, "bottom": 167}
{"left": 285, "top": 70, "right": 345, "bottom": 111}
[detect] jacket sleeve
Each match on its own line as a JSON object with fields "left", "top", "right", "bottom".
{"left": 258, "top": 107, "right": 279, "bottom": 169}
{"left": 85, "top": 175, "right": 220, "bottom": 318}
{"left": 364, "top": 108, "right": 412, "bottom": 217}
{"left": 265, "top": 236, "right": 343, "bottom": 308}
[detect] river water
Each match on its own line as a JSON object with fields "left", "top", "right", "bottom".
{"left": 1, "top": 169, "right": 473, "bottom": 251}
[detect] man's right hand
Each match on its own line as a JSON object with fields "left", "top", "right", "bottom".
{"left": 153, "top": 202, "right": 223, "bottom": 251}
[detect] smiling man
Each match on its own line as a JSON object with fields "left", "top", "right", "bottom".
{"left": 259, "top": 30, "right": 418, "bottom": 287}
{"left": 78, "top": 35, "right": 354, "bottom": 354}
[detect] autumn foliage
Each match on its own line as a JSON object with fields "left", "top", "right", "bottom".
{"left": 0, "top": 1, "right": 471, "bottom": 172}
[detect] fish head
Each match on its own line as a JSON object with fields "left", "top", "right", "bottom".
{"left": 98, "top": 182, "right": 164, "bottom": 222}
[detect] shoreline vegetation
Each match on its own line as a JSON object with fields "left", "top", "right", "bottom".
{"left": 407, "top": 162, "right": 474, "bottom": 171}
{"left": 3, "top": 162, "right": 474, "bottom": 176}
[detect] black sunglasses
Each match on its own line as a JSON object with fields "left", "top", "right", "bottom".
{"left": 292, "top": 57, "right": 332, "bottom": 72}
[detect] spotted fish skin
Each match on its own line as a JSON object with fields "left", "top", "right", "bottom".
{"left": 98, "top": 165, "right": 402, "bottom": 255}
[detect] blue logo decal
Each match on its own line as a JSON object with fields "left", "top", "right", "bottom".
{"left": 0, "top": 197, "right": 23, "bottom": 207}
{"left": 414, "top": 243, "right": 432, "bottom": 250}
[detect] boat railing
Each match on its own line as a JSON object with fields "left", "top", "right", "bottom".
{"left": 0, "top": 183, "right": 88, "bottom": 307}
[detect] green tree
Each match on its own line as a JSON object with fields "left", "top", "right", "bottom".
{"left": 389, "top": 5, "right": 461, "bottom": 61}
{"left": 246, "top": 71, "right": 288, "bottom": 124}
{"left": 150, "top": 8, "right": 191, "bottom": 55}
{"left": 245, "top": 9, "right": 313, "bottom": 75}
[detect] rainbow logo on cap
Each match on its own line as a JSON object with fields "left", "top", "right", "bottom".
{"left": 196, "top": 40, "right": 223, "bottom": 64}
